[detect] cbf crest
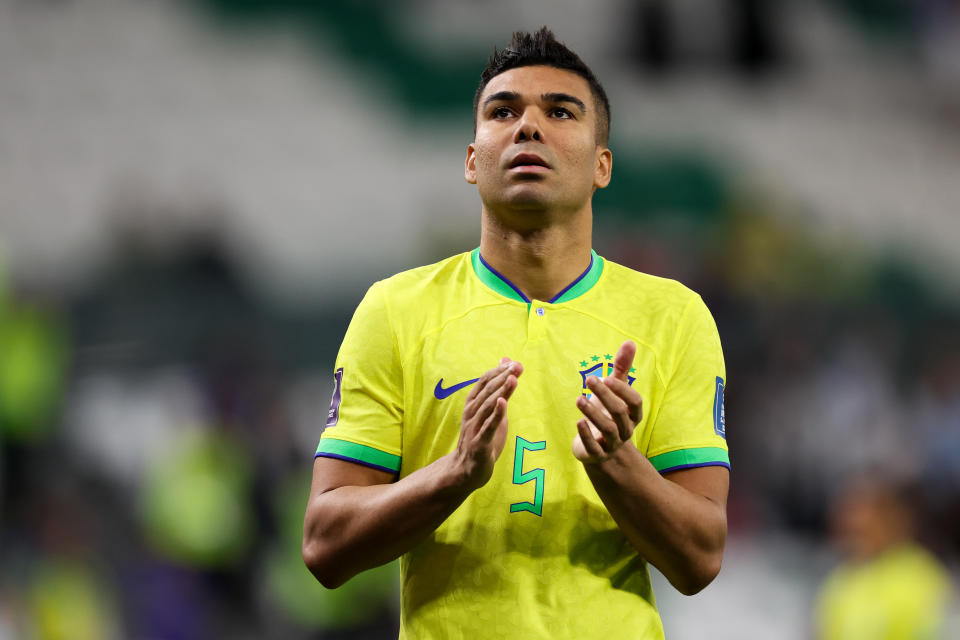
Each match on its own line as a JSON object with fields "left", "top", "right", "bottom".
{"left": 579, "top": 353, "right": 636, "bottom": 398}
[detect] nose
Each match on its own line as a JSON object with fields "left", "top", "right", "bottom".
{"left": 513, "top": 107, "right": 543, "bottom": 143}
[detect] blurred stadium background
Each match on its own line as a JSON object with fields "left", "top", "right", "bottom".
{"left": 2, "top": 0, "right": 960, "bottom": 638}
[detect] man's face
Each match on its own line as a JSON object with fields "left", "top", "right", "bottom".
{"left": 465, "top": 65, "right": 611, "bottom": 220}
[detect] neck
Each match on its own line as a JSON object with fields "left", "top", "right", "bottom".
{"left": 478, "top": 206, "right": 593, "bottom": 302}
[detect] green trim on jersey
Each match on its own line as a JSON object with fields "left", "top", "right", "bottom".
{"left": 470, "top": 248, "right": 604, "bottom": 303}
{"left": 648, "top": 447, "right": 730, "bottom": 473}
{"left": 553, "top": 250, "right": 604, "bottom": 303}
{"left": 315, "top": 438, "right": 401, "bottom": 473}
{"left": 471, "top": 248, "right": 524, "bottom": 302}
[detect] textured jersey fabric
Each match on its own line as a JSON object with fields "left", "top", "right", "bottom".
{"left": 316, "top": 249, "right": 728, "bottom": 639}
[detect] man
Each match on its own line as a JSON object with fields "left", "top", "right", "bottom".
{"left": 303, "top": 27, "right": 729, "bottom": 639}
{"left": 816, "top": 474, "right": 955, "bottom": 639}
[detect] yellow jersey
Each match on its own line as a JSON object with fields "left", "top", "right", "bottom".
{"left": 316, "top": 249, "right": 729, "bottom": 639}
{"left": 816, "top": 543, "right": 954, "bottom": 640}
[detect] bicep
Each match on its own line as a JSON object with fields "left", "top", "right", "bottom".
{"left": 310, "top": 456, "right": 396, "bottom": 498}
{"left": 663, "top": 465, "right": 729, "bottom": 512}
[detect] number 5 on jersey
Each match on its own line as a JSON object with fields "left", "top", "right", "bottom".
{"left": 510, "top": 436, "right": 545, "bottom": 517}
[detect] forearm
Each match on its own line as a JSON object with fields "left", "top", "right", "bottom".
{"left": 304, "top": 358, "right": 522, "bottom": 589}
{"left": 303, "top": 453, "right": 471, "bottom": 588}
{"left": 583, "top": 443, "right": 727, "bottom": 595}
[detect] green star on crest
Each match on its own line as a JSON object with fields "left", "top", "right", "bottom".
{"left": 591, "top": 355, "right": 600, "bottom": 362}
{"left": 629, "top": 367, "right": 636, "bottom": 373}
{"left": 604, "top": 353, "right": 612, "bottom": 360}
{"left": 579, "top": 360, "right": 588, "bottom": 367}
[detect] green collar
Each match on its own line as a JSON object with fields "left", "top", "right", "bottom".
{"left": 470, "top": 248, "right": 604, "bottom": 304}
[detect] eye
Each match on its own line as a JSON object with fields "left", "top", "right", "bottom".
{"left": 491, "top": 106, "right": 513, "bottom": 119}
{"left": 550, "top": 107, "right": 573, "bottom": 119}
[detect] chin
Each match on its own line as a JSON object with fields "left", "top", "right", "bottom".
{"left": 502, "top": 185, "right": 556, "bottom": 210}
{"left": 507, "top": 196, "right": 553, "bottom": 211}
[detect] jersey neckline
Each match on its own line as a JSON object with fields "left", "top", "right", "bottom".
{"left": 470, "top": 248, "right": 604, "bottom": 304}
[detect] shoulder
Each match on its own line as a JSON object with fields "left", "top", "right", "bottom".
{"left": 596, "top": 257, "right": 707, "bottom": 323}
{"left": 357, "top": 252, "right": 475, "bottom": 342}
{"left": 373, "top": 251, "right": 472, "bottom": 306}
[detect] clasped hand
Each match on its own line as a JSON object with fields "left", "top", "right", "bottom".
{"left": 573, "top": 340, "right": 643, "bottom": 463}
{"left": 454, "top": 341, "right": 642, "bottom": 487}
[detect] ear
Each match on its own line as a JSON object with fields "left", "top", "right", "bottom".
{"left": 465, "top": 143, "right": 478, "bottom": 185}
{"left": 593, "top": 146, "right": 612, "bottom": 189}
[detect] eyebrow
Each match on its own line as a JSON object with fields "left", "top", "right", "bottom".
{"left": 482, "top": 90, "right": 588, "bottom": 114}
{"left": 541, "top": 92, "right": 587, "bottom": 114}
{"left": 482, "top": 91, "right": 521, "bottom": 109}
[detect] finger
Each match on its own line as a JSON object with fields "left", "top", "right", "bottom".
{"left": 465, "top": 361, "right": 505, "bottom": 403}
{"left": 471, "top": 358, "right": 517, "bottom": 395}
{"left": 611, "top": 340, "right": 636, "bottom": 382}
{"left": 477, "top": 374, "right": 518, "bottom": 439}
{"left": 601, "top": 376, "right": 643, "bottom": 426}
{"left": 576, "top": 393, "right": 619, "bottom": 448}
{"left": 586, "top": 376, "right": 632, "bottom": 441}
{"left": 470, "top": 376, "right": 509, "bottom": 432}
{"left": 576, "top": 418, "right": 606, "bottom": 458}
{"left": 479, "top": 396, "right": 508, "bottom": 441}
{"left": 466, "top": 361, "right": 520, "bottom": 414}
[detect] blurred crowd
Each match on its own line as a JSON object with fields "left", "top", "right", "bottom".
{"left": 604, "top": 202, "right": 960, "bottom": 551}
{"left": 2, "top": 0, "right": 960, "bottom": 638}
{"left": 0, "top": 225, "right": 400, "bottom": 639}
{"left": 1, "top": 188, "right": 957, "bottom": 638}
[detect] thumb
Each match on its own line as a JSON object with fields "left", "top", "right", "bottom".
{"left": 611, "top": 340, "right": 636, "bottom": 381}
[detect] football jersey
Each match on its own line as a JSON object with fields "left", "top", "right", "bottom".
{"left": 816, "top": 543, "right": 954, "bottom": 640}
{"left": 316, "top": 249, "right": 729, "bottom": 639}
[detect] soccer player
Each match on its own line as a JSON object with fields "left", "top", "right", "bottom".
{"left": 303, "top": 27, "right": 730, "bottom": 639}
{"left": 816, "top": 475, "right": 955, "bottom": 639}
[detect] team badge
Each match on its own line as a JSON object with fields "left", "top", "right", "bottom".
{"left": 578, "top": 353, "right": 635, "bottom": 398}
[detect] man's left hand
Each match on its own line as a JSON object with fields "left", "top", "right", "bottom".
{"left": 573, "top": 340, "right": 643, "bottom": 463}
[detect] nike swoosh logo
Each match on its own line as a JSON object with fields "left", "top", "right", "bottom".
{"left": 434, "top": 377, "right": 480, "bottom": 400}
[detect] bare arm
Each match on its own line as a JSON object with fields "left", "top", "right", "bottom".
{"left": 302, "top": 359, "right": 523, "bottom": 588}
{"left": 582, "top": 448, "right": 728, "bottom": 595}
{"left": 574, "top": 341, "right": 728, "bottom": 595}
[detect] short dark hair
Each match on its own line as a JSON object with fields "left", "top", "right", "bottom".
{"left": 473, "top": 27, "right": 611, "bottom": 145}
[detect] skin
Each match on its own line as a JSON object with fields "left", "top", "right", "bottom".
{"left": 830, "top": 478, "right": 913, "bottom": 563}
{"left": 467, "top": 65, "right": 610, "bottom": 301}
{"left": 303, "top": 64, "right": 728, "bottom": 595}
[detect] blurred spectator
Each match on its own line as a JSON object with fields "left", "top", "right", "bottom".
{"left": 24, "top": 557, "right": 121, "bottom": 640}
{"left": 257, "top": 470, "right": 399, "bottom": 637}
{"left": 139, "top": 428, "right": 255, "bottom": 569}
{"left": 911, "top": 330, "right": 960, "bottom": 555}
{"left": 0, "top": 302, "right": 69, "bottom": 445}
{"left": 815, "top": 474, "right": 955, "bottom": 640}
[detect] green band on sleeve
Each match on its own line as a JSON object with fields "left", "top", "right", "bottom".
{"left": 315, "top": 438, "right": 401, "bottom": 473}
{"left": 647, "top": 447, "right": 730, "bottom": 473}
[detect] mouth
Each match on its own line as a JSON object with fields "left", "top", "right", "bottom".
{"left": 508, "top": 153, "right": 551, "bottom": 171}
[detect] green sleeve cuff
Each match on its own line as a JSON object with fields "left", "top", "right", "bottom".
{"left": 648, "top": 447, "right": 730, "bottom": 473}
{"left": 315, "top": 438, "right": 401, "bottom": 474}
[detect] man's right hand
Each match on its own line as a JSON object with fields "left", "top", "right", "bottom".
{"left": 449, "top": 358, "right": 523, "bottom": 491}
{"left": 305, "top": 357, "right": 521, "bottom": 589}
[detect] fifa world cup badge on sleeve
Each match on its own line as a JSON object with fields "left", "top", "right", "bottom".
{"left": 713, "top": 376, "right": 726, "bottom": 438}
{"left": 326, "top": 368, "right": 344, "bottom": 428}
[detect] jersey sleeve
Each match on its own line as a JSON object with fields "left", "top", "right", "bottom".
{"left": 645, "top": 293, "right": 729, "bottom": 474}
{"left": 315, "top": 281, "right": 403, "bottom": 474}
